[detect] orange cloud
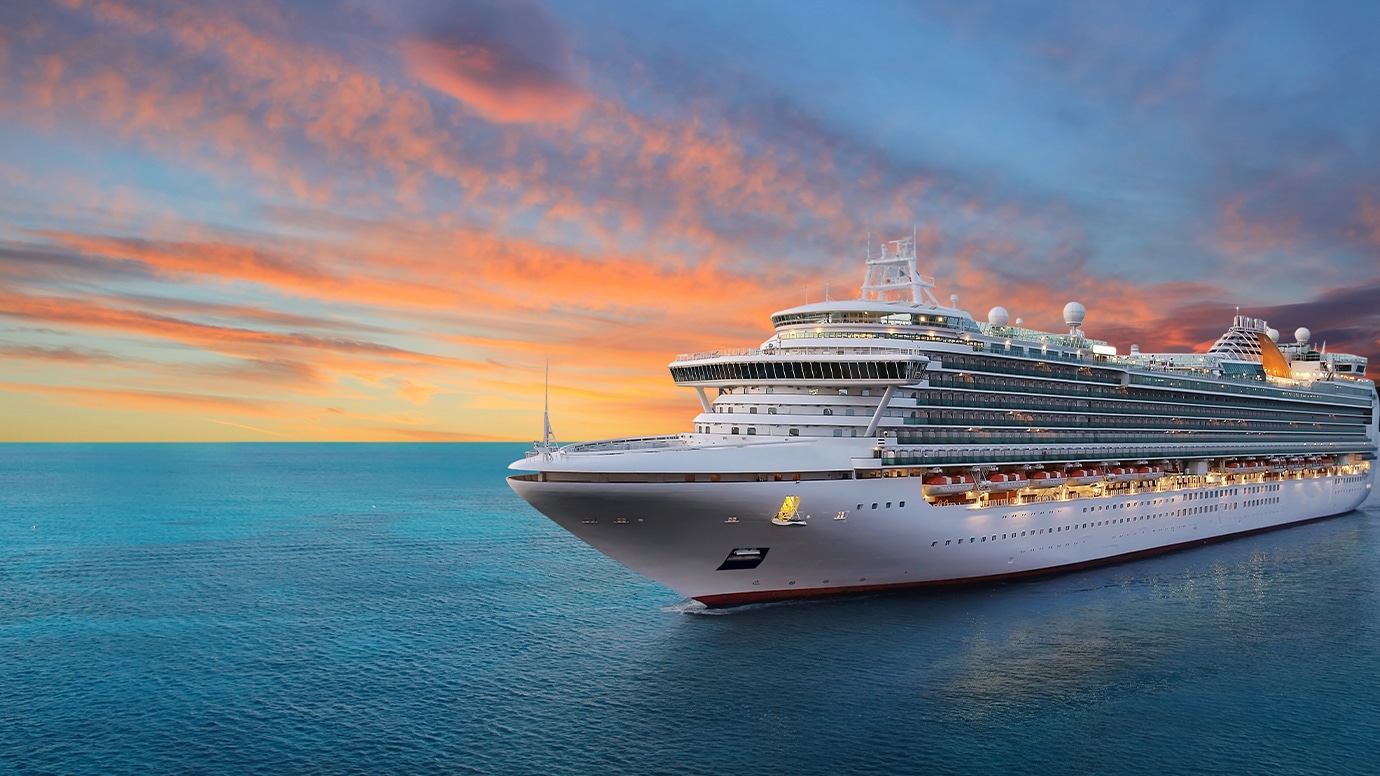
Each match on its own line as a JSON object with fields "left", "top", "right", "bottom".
{"left": 398, "top": 0, "right": 591, "bottom": 126}
{"left": 401, "top": 39, "right": 590, "bottom": 126}
{"left": 0, "top": 381, "right": 280, "bottom": 416}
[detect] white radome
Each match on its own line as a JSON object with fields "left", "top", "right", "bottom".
{"left": 988, "top": 306, "right": 1009, "bottom": 327}
{"left": 1063, "top": 301, "right": 1086, "bottom": 330}
{"left": 1295, "top": 327, "right": 1311, "bottom": 345}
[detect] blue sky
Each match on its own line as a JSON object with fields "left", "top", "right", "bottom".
{"left": 1, "top": 0, "right": 1376, "bottom": 440}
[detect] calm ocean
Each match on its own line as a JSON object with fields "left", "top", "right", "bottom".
{"left": 1, "top": 443, "right": 1377, "bottom": 775}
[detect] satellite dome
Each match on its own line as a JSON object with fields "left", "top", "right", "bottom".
{"left": 987, "top": 306, "right": 1009, "bottom": 327}
{"left": 1294, "top": 327, "right": 1310, "bottom": 345}
{"left": 1267, "top": 327, "right": 1279, "bottom": 343}
{"left": 1063, "top": 301, "right": 1087, "bottom": 331}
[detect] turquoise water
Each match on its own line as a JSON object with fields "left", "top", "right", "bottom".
{"left": 2, "top": 443, "right": 1377, "bottom": 774}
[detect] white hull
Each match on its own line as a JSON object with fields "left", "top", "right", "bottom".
{"left": 510, "top": 468, "right": 1374, "bottom": 606}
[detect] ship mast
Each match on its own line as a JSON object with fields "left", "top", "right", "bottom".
{"left": 860, "top": 234, "right": 942, "bottom": 306}
{"left": 540, "top": 360, "right": 557, "bottom": 457}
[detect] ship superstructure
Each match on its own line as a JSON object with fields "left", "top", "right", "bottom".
{"left": 509, "top": 238, "right": 1376, "bottom": 606}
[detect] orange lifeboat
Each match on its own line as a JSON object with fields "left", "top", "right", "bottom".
{"left": 1105, "top": 466, "right": 1131, "bottom": 482}
{"left": 1066, "top": 467, "right": 1103, "bottom": 486}
{"left": 984, "top": 471, "right": 1028, "bottom": 492}
{"left": 1026, "top": 469, "right": 1068, "bottom": 489}
{"left": 922, "top": 472, "right": 976, "bottom": 497}
{"left": 1227, "top": 459, "right": 1260, "bottom": 474}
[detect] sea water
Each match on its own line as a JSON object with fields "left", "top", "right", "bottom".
{"left": 1, "top": 443, "right": 1377, "bottom": 775}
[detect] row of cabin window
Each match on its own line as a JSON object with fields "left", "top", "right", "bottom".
{"left": 716, "top": 406, "right": 878, "bottom": 417}
{"left": 931, "top": 510, "right": 1198, "bottom": 547}
{"left": 773, "top": 330, "right": 979, "bottom": 347}
{"left": 769, "top": 311, "right": 978, "bottom": 329}
{"left": 700, "top": 426, "right": 858, "bottom": 437}
{"left": 929, "top": 371, "right": 1372, "bottom": 416}
{"left": 906, "top": 408, "right": 1357, "bottom": 433}
{"left": 916, "top": 385, "right": 1369, "bottom": 424}
{"left": 724, "top": 386, "right": 907, "bottom": 396}
{"left": 938, "top": 353, "right": 1122, "bottom": 385}
{"left": 670, "top": 360, "right": 915, "bottom": 383}
{"left": 892, "top": 428, "right": 1366, "bottom": 446}
{"left": 1129, "top": 371, "right": 1372, "bottom": 407}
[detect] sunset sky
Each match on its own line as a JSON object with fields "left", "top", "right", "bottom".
{"left": 2, "top": 0, "right": 1378, "bottom": 442}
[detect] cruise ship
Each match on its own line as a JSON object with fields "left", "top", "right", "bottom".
{"left": 508, "top": 237, "right": 1376, "bottom": 606}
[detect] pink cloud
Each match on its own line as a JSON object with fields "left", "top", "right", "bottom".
{"left": 400, "top": 1, "right": 590, "bottom": 125}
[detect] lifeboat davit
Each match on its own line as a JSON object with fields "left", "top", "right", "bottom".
{"left": 1026, "top": 469, "right": 1068, "bottom": 489}
{"left": 1287, "top": 457, "right": 1306, "bottom": 471}
{"left": 1267, "top": 458, "right": 1287, "bottom": 473}
{"left": 1066, "top": 467, "right": 1103, "bottom": 486}
{"left": 984, "top": 471, "right": 1028, "bottom": 492}
{"left": 922, "top": 472, "right": 977, "bottom": 497}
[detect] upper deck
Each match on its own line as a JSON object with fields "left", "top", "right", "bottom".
{"left": 668, "top": 237, "right": 1373, "bottom": 406}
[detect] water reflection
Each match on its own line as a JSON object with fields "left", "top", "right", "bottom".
{"left": 639, "top": 508, "right": 1377, "bottom": 765}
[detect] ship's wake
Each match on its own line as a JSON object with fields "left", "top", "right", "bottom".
{"left": 662, "top": 597, "right": 812, "bottom": 615}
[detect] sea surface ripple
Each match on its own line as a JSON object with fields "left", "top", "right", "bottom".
{"left": 1, "top": 443, "right": 1377, "bottom": 775}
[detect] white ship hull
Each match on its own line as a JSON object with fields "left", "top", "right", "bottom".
{"left": 510, "top": 467, "right": 1373, "bottom": 606}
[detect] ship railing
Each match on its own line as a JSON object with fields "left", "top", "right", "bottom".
{"left": 673, "top": 348, "right": 763, "bottom": 362}
{"left": 557, "top": 435, "right": 688, "bottom": 454}
{"left": 674, "top": 347, "right": 933, "bottom": 362}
